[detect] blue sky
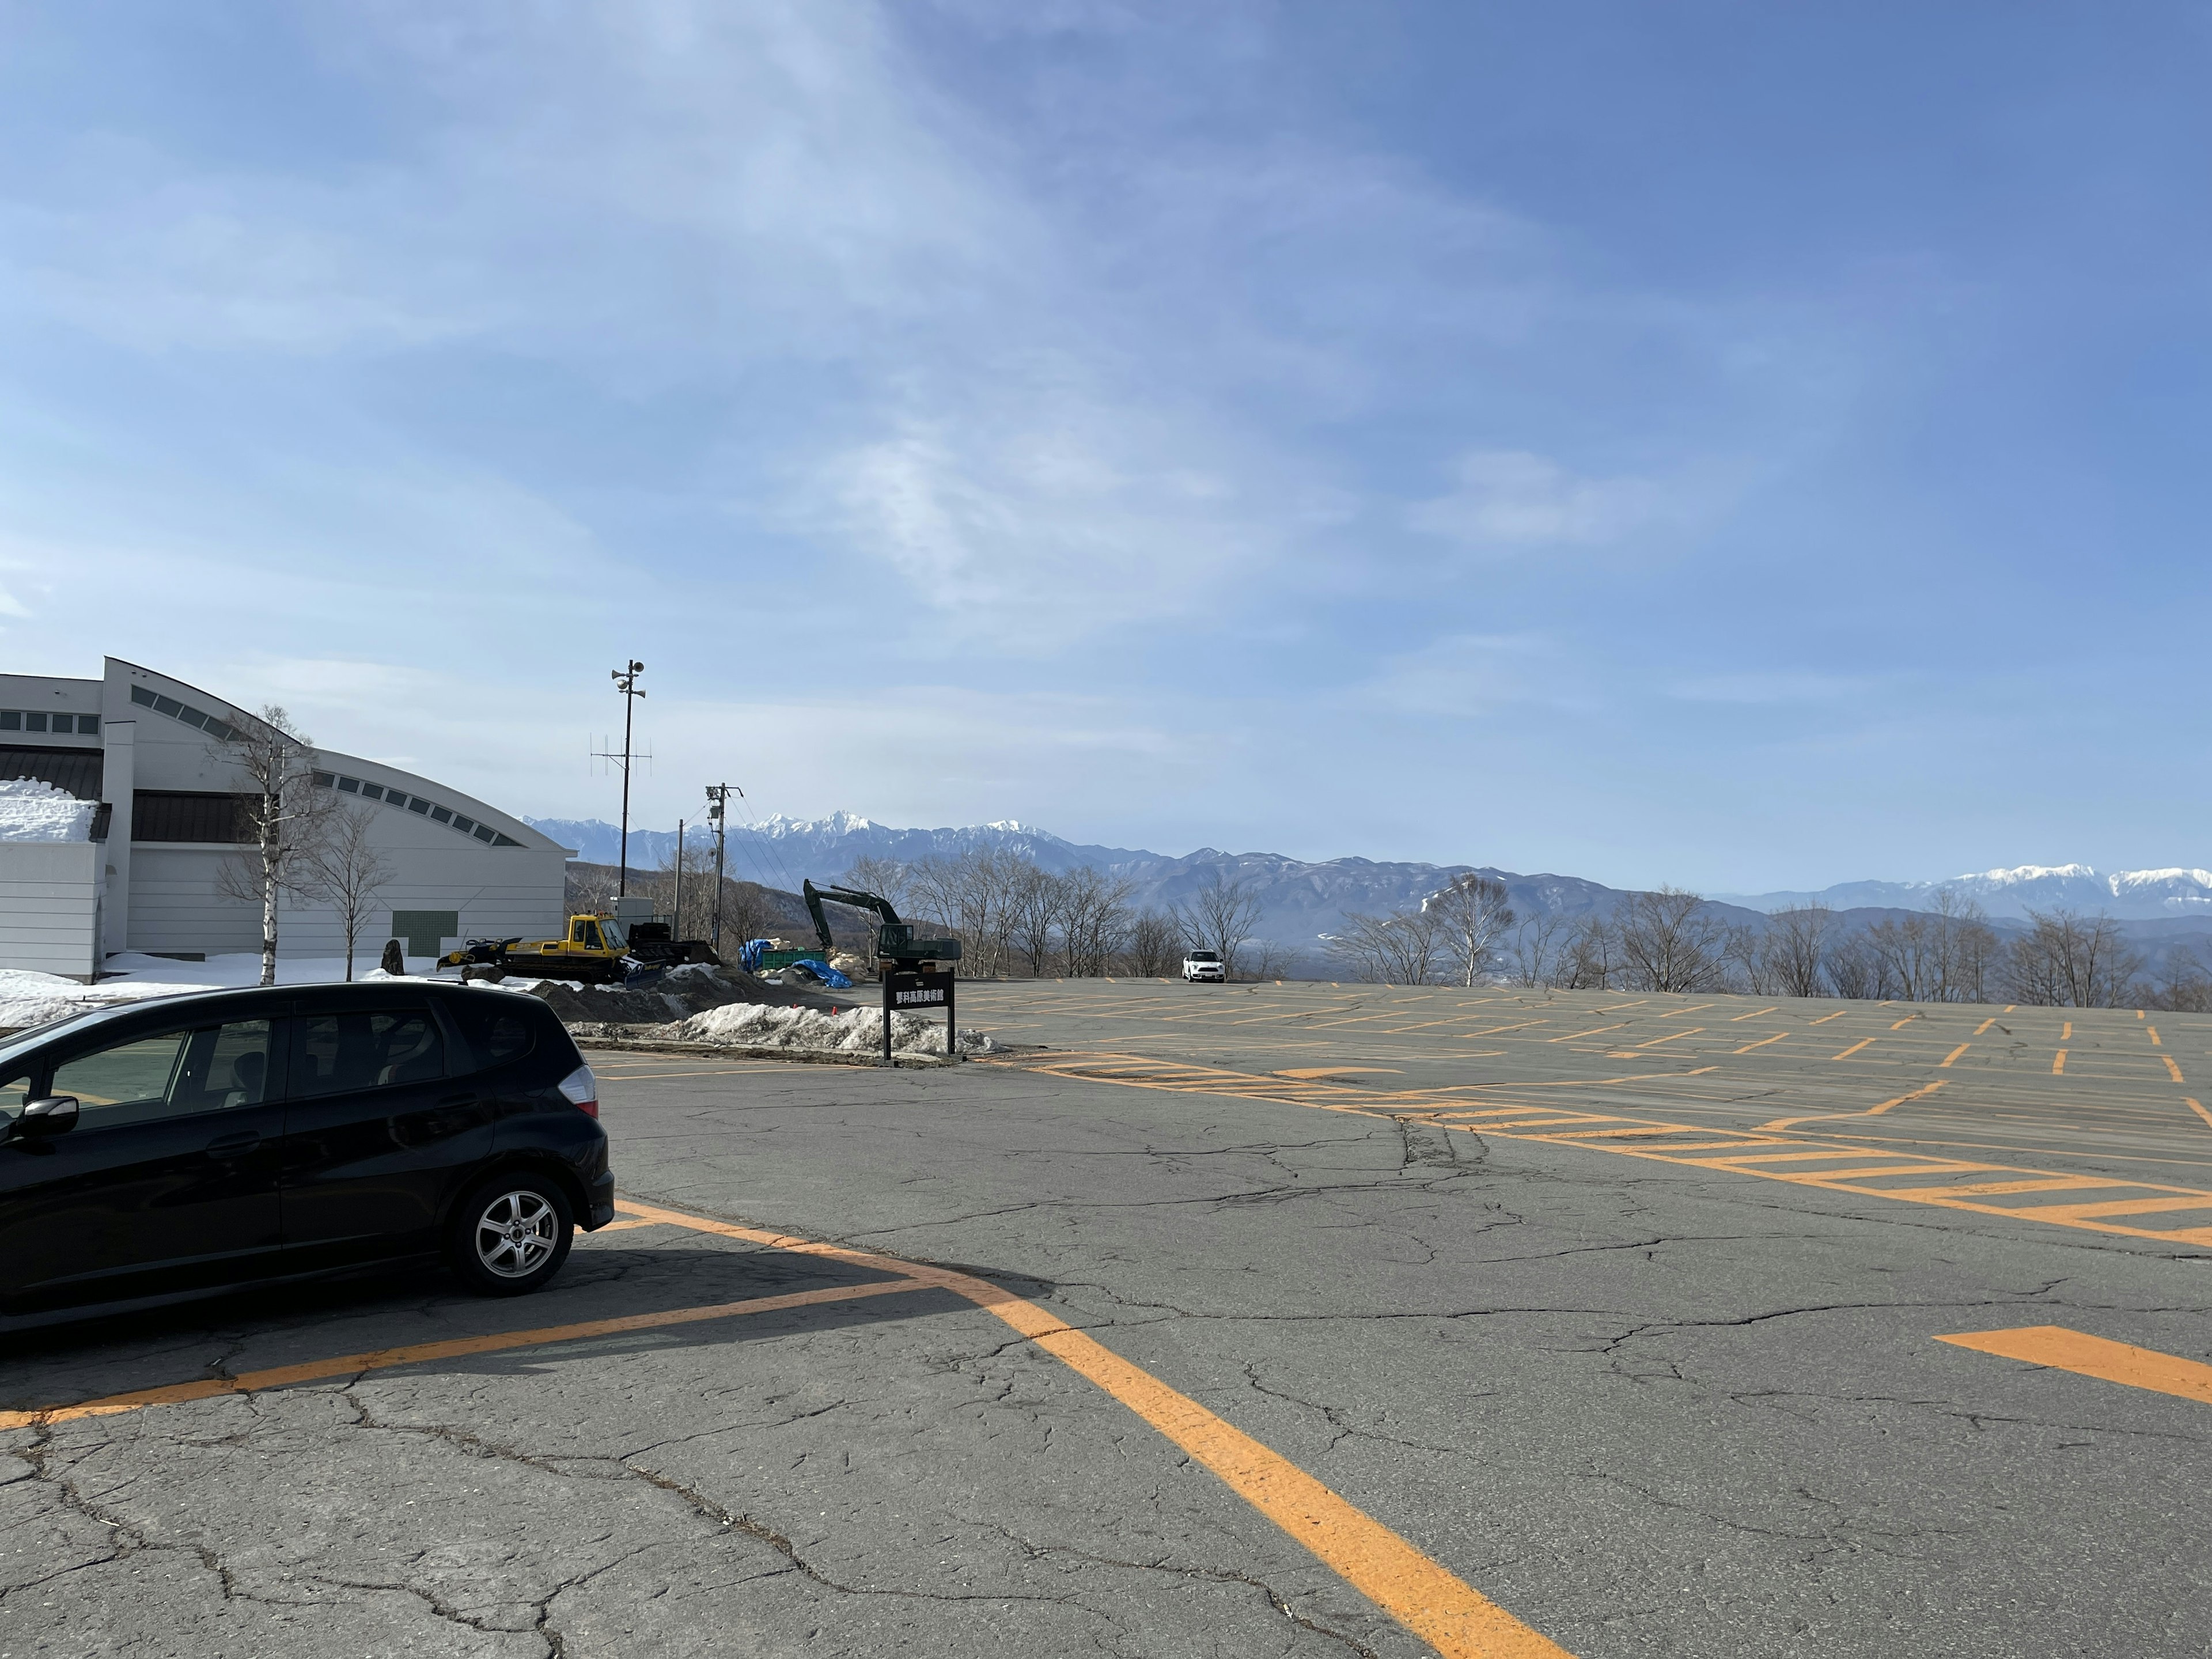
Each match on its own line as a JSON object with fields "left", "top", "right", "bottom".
{"left": 3, "top": 2, "right": 2208, "bottom": 891}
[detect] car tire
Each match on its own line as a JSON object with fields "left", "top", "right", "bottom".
{"left": 445, "top": 1171, "right": 575, "bottom": 1297}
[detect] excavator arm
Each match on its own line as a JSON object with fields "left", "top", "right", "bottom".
{"left": 799, "top": 880, "right": 960, "bottom": 970}
{"left": 801, "top": 880, "right": 903, "bottom": 956}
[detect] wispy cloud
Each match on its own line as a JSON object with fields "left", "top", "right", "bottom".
{"left": 1407, "top": 449, "right": 1674, "bottom": 551}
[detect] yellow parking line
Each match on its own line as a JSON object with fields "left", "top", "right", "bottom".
{"left": 1732, "top": 1032, "right": 1788, "bottom": 1054}
{"left": 2188, "top": 1099, "right": 2212, "bottom": 1130}
{"left": 1760, "top": 1080, "right": 1944, "bottom": 1132}
{"left": 5, "top": 1196, "right": 1575, "bottom": 1657}
{"left": 1810, "top": 1010, "right": 1849, "bottom": 1025}
{"left": 1834, "top": 1038, "right": 1875, "bottom": 1060}
{"left": 0, "top": 1275, "right": 926, "bottom": 1431}
{"left": 2165, "top": 1056, "right": 2187, "bottom": 1083}
{"left": 2062, "top": 1021, "right": 2073, "bottom": 1041}
{"left": 1974, "top": 1018, "right": 1998, "bottom": 1035}
{"left": 1636, "top": 1028, "right": 1705, "bottom": 1048}
{"left": 616, "top": 1203, "right": 1574, "bottom": 1658}
{"left": 1937, "top": 1327, "right": 2212, "bottom": 1409}
{"left": 1546, "top": 1025, "right": 1628, "bottom": 1043}
{"left": 2053, "top": 1050, "right": 2067, "bottom": 1075}
{"left": 1889, "top": 1016, "right": 1918, "bottom": 1031}
{"left": 1729, "top": 1006, "right": 1779, "bottom": 1021}
{"left": 1939, "top": 1044, "right": 1970, "bottom": 1069}
{"left": 2149, "top": 1027, "right": 2163, "bottom": 1047}
{"left": 998, "top": 1052, "right": 2212, "bottom": 1248}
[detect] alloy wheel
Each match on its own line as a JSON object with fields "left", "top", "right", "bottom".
{"left": 474, "top": 1190, "right": 559, "bottom": 1278}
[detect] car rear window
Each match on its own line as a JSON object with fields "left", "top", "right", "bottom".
{"left": 291, "top": 1009, "right": 445, "bottom": 1097}
{"left": 443, "top": 993, "right": 542, "bottom": 1072}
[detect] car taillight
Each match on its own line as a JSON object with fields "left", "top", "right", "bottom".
{"left": 557, "top": 1064, "right": 600, "bottom": 1119}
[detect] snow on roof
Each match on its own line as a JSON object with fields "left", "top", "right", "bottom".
{"left": 0, "top": 778, "right": 95, "bottom": 842}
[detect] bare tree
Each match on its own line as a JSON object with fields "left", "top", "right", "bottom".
{"left": 1555, "top": 915, "right": 1620, "bottom": 990}
{"left": 2003, "top": 908, "right": 2145, "bottom": 1007}
{"left": 1326, "top": 906, "right": 1445, "bottom": 984}
{"left": 1005, "top": 862, "right": 1063, "bottom": 977}
{"left": 840, "top": 855, "right": 919, "bottom": 915}
{"left": 307, "top": 802, "right": 395, "bottom": 982}
{"left": 1059, "top": 866, "right": 1136, "bottom": 977}
{"left": 1824, "top": 934, "right": 1877, "bottom": 1000}
{"left": 1615, "top": 888, "right": 1730, "bottom": 993}
{"left": 1427, "top": 874, "right": 1516, "bottom": 987}
{"left": 1510, "top": 912, "right": 1565, "bottom": 987}
{"left": 1762, "top": 903, "right": 1832, "bottom": 998}
{"left": 1177, "top": 871, "right": 1265, "bottom": 980}
{"left": 641, "top": 832, "right": 725, "bottom": 944}
{"left": 1127, "top": 909, "right": 1183, "bottom": 976}
{"left": 2145, "top": 945, "right": 2212, "bottom": 1013}
{"left": 214, "top": 704, "right": 333, "bottom": 986}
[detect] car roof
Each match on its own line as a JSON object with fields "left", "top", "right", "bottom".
{"left": 0, "top": 978, "right": 550, "bottom": 1069}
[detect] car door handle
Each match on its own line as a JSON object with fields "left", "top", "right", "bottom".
{"left": 206, "top": 1130, "right": 261, "bottom": 1158}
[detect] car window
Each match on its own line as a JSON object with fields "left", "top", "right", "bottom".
{"left": 0, "top": 1072, "right": 28, "bottom": 1123}
{"left": 166, "top": 1021, "right": 275, "bottom": 1115}
{"left": 444, "top": 998, "right": 538, "bottom": 1072}
{"left": 290, "top": 1010, "right": 446, "bottom": 1099}
{"left": 50, "top": 1031, "right": 192, "bottom": 1128}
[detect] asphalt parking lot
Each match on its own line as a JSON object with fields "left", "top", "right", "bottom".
{"left": 5, "top": 980, "right": 2210, "bottom": 1657}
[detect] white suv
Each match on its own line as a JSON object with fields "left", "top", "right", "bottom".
{"left": 1182, "top": 949, "right": 1225, "bottom": 983}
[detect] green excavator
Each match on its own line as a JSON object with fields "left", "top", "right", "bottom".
{"left": 800, "top": 880, "right": 964, "bottom": 973}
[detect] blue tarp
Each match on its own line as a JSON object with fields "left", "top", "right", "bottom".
{"left": 737, "top": 938, "right": 771, "bottom": 973}
{"left": 789, "top": 958, "right": 853, "bottom": 989}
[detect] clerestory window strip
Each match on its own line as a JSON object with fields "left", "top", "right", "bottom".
{"left": 0, "top": 710, "right": 101, "bottom": 735}
{"left": 125, "top": 684, "right": 518, "bottom": 846}
{"left": 315, "top": 770, "right": 520, "bottom": 846}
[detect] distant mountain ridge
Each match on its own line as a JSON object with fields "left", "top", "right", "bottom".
{"left": 523, "top": 812, "right": 1654, "bottom": 946}
{"left": 1714, "top": 864, "right": 2212, "bottom": 921}
{"left": 524, "top": 814, "right": 2212, "bottom": 947}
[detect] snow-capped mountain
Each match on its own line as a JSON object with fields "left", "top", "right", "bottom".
{"left": 529, "top": 810, "right": 2212, "bottom": 947}
{"left": 525, "top": 812, "right": 1656, "bottom": 947}
{"left": 1717, "top": 864, "right": 2212, "bottom": 920}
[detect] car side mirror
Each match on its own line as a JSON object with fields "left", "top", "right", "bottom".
{"left": 11, "top": 1096, "right": 79, "bottom": 1139}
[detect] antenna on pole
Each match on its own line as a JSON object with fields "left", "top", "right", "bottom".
{"left": 595, "top": 661, "right": 646, "bottom": 899}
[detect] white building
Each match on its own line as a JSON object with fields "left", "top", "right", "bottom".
{"left": 0, "top": 658, "right": 569, "bottom": 978}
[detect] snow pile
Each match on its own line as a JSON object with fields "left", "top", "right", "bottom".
{"left": 677, "top": 1001, "right": 995, "bottom": 1056}
{"left": 0, "top": 969, "right": 149, "bottom": 1034}
{"left": 0, "top": 779, "right": 96, "bottom": 843}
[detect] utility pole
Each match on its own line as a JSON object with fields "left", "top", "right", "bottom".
{"left": 609, "top": 660, "right": 645, "bottom": 899}
{"left": 673, "top": 818, "right": 685, "bottom": 932}
{"left": 704, "top": 782, "right": 737, "bottom": 950}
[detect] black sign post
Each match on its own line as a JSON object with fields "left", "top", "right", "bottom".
{"left": 881, "top": 968, "right": 957, "bottom": 1066}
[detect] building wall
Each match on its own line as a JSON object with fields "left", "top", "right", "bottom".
{"left": 0, "top": 842, "right": 101, "bottom": 980}
{"left": 92, "top": 660, "right": 570, "bottom": 964}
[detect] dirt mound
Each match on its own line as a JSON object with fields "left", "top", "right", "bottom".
{"left": 517, "top": 963, "right": 850, "bottom": 1027}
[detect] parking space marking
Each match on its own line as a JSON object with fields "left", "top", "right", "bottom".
{"left": 612, "top": 1202, "right": 1574, "bottom": 1658}
{"left": 2189, "top": 1099, "right": 2212, "bottom": 1131}
{"left": 997, "top": 1053, "right": 2212, "bottom": 1250}
{"left": 1937, "top": 1326, "right": 2212, "bottom": 1408}
{"left": 1760, "top": 1080, "right": 1945, "bottom": 1132}
{"left": 0, "top": 1274, "right": 926, "bottom": 1431}
{"left": 0, "top": 1194, "right": 1574, "bottom": 1657}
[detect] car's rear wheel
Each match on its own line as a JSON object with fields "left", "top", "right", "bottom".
{"left": 446, "top": 1172, "right": 574, "bottom": 1296}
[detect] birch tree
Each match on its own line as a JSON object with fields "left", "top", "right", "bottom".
{"left": 1427, "top": 874, "right": 1516, "bottom": 987}
{"left": 215, "top": 704, "right": 333, "bottom": 987}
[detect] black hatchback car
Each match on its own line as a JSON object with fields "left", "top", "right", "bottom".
{"left": 0, "top": 980, "right": 614, "bottom": 1331}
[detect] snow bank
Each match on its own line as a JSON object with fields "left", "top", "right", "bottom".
{"left": 0, "top": 778, "right": 95, "bottom": 842}
{"left": 677, "top": 1001, "right": 995, "bottom": 1056}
